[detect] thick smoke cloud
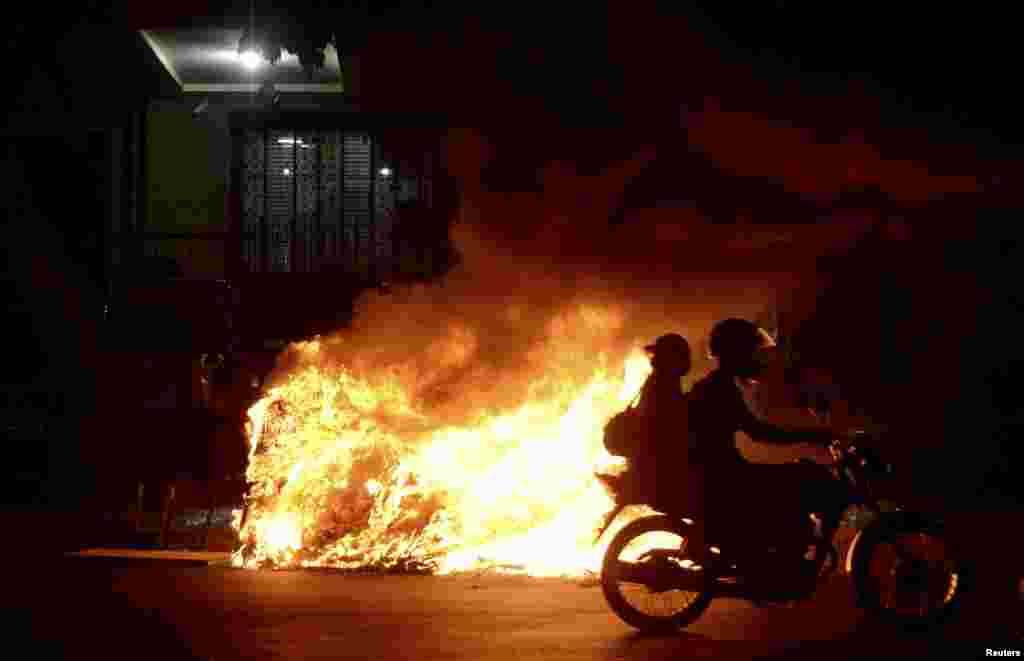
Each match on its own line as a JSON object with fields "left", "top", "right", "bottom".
{"left": 267, "top": 128, "right": 784, "bottom": 427}
{"left": 296, "top": 9, "right": 989, "bottom": 429}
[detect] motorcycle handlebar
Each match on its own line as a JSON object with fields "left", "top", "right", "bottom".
{"left": 831, "top": 425, "right": 888, "bottom": 446}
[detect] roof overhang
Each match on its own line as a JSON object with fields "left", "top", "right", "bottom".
{"left": 139, "top": 27, "right": 343, "bottom": 94}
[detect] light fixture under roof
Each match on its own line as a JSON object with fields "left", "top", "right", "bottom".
{"left": 239, "top": 49, "right": 264, "bottom": 70}
{"left": 139, "top": 28, "right": 344, "bottom": 94}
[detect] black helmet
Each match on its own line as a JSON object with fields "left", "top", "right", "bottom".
{"left": 645, "top": 333, "right": 691, "bottom": 361}
{"left": 709, "top": 318, "right": 773, "bottom": 363}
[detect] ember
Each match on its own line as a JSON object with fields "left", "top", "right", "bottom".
{"left": 231, "top": 305, "right": 656, "bottom": 576}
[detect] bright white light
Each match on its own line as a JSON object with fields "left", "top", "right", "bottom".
{"left": 282, "top": 168, "right": 292, "bottom": 176}
{"left": 379, "top": 167, "right": 392, "bottom": 177}
{"left": 239, "top": 49, "right": 264, "bottom": 70}
{"left": 277, "top": 137, "right": 312, "bottom": 149}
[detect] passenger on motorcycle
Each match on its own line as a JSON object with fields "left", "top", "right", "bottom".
{"left": 628, "top": 333, "right": 699, "bottom": 510}
{"left": 684, "top": 318, "right": 849, "bottom": 579}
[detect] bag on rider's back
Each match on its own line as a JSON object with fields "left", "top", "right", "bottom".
{"left": 603, "top": 389, "right": 645, "bottom": 458}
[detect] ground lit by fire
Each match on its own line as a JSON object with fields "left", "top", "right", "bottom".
{"left": 232, "top": 304, "right": 663, "bottom": 576}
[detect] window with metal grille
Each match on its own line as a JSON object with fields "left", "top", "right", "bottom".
{"left": 240, "top": 129, "right": 402, "bottom": 275}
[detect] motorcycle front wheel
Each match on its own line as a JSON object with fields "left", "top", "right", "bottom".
{"left": 600, "top": 515, "right": 713, "bottom": 632}
{"left": 851, "top": 516, "right": 966, "bottom": 629}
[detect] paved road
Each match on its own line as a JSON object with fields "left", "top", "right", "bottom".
{"left": 12, "top": 552, "right": 1021, "bottom": 661}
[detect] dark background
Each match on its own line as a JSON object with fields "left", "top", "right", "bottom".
{"left": 2, "top": 2, "right": 1021, "bottom": 517}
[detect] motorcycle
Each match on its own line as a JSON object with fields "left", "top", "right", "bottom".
{"left": 594, "top": 432, "right": 966, "bottom": 632}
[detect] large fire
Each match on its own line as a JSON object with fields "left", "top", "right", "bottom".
{"left": 232, "top": 304, "right": 659, "bottom": 576}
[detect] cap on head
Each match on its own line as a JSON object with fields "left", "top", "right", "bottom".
{"left": 645, "top": 333, "right": 692, "bottom": 360}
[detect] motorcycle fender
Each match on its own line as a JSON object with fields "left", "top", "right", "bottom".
{"left": 843, "top": 529, "right": 865, "bottom": 576}
{"left": 844, "top": 511, "right": 944, "bottom": 573}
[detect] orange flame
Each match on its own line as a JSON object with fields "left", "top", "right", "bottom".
{"left": 232, "top": 305, "right": 655, "bottom": 576}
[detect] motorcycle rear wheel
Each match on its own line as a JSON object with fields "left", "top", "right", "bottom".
{"left": 600, "top": 515, "right": 713, "bottom": 631}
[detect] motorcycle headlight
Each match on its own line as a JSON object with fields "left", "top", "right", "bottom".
{"left": 858, "top": 446, "right": 889, "bottom": 476}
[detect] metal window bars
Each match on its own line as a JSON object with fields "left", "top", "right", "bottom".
{"left": 240, "top": 129, "right": 397, "bottom": 278}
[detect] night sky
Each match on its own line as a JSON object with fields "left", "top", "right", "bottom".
{"left": 344, "top": 3, "right": 1020, "bottom": 300}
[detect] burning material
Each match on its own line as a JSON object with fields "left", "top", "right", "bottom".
{"left": 232, "top": 304, "right": 657, "bottom": 576}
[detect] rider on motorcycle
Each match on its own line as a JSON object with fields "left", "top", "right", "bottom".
{"left": 684, "top": 318, "right": 850, "bottom": 579}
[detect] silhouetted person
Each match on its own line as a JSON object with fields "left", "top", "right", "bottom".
{"left": 685, "top": 318, "right": 850, "bottom": 580}
{"left": 631, "top": 333, "right": 697, "bottom": 509}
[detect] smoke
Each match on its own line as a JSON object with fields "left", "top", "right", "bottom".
{"left": 266, "top": 127, "right": 784, "bottom": 426}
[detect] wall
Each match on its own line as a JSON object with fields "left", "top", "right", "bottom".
{"left": 146, "top": 102, "right": 232, "bottom": 279}
{"left": 144, "top": 96, "right": 362, "bottom": 280}
{"left": 1, "top": 18, "right": 174, "bottom": 507}
{"left": 1, "top": 141, "right": 102, "bottom": 504}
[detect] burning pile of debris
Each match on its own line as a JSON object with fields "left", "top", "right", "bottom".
{"left": 231, "top": 305, "right": 652, "bottom": 576}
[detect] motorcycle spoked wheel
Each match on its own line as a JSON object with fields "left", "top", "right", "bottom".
{"left": 851, "top": 521, "right": 966, "bottom": 629}
{"left": 600, "top": 515, "right": 713, "bottom": 632}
